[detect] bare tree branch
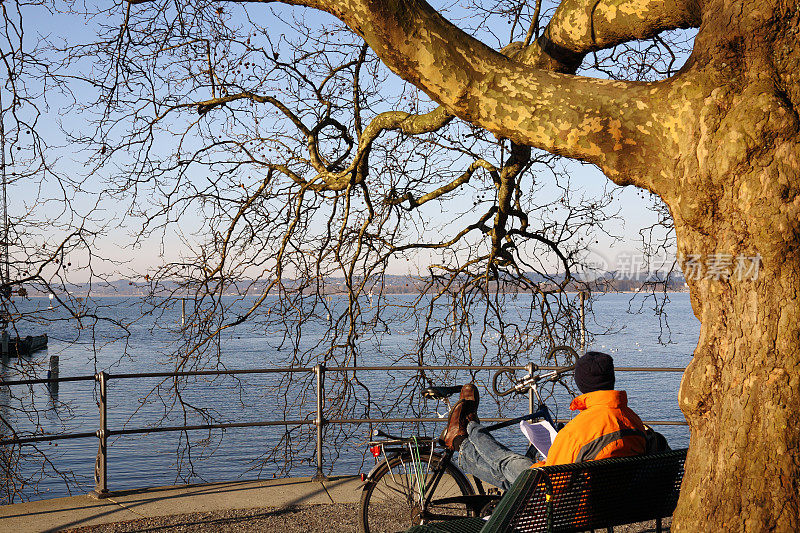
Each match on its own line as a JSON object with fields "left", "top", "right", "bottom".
{"left": 164, "top": 0, "right": 702, "bottom": 187}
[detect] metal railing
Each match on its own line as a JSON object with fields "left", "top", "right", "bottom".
{"left": 0, "top": 363, "right": 688, "bottom": 497}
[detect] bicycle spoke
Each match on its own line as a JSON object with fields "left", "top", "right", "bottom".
{"left": 361, "top": 451, "right": 474, "bottom": 533}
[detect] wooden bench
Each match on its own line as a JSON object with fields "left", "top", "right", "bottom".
{"left": 404, "top": 448, "right": 687, "bottom": 533}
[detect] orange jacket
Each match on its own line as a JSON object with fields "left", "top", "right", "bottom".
{"left": 532, "top": 390, "right": 646, "bottom": 467}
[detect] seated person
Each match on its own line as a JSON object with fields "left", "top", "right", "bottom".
{"left": 441, "top": 351, "right": 647, "bottom": 491}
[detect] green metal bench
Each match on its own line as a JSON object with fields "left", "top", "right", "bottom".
{"left": 404, "top": 448, "right": 687, "bottom": 533}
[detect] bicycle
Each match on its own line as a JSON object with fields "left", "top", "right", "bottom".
{"left": 358, "top": 346, "right": 578, "bottom": 533}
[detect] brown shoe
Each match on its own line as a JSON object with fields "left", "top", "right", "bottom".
{"left": 459, "top": 383, "right": 479, "bottom": 403}
{"left": 441, "top": 399, "right": 478, "bottom": 451}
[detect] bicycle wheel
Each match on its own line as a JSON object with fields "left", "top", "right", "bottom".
{"left": 359, "top": 450, "right": 475, "bottom": 533}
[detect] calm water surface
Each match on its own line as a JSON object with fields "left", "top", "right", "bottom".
{"left": 1, "top": 292, "right": 698, "bottom": 502}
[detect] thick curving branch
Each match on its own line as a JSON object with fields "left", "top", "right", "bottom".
{"left": 320, "top": 105, "right": 455, "bottom": 190}
{"left": 491, "top": 142, "right": 531, "bottom": 264}
{"left": 191, "top": 91, "right": 453, "bottom": 190}
{"left": 518, "top": 0, "right": 702, "bottom": 72}
{"left": 386, "top": 158, "right": 497, "bottom": 209}
{"left": 150, "top": 0, "right": 701, "bottom": 189}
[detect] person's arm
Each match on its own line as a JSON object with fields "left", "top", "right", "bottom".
{"left": 532, "top": 418, "right": 580, "bottom": 467}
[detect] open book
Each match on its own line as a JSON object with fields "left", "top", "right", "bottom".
{"left": 520, "top": 420, "right": 558, "bottom": 459}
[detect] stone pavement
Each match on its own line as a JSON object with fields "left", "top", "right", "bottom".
{"left": 0, "top": 476, "right": 363, "bottom": 533}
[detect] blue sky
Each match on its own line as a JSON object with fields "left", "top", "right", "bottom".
{"left": 3, "top": 1, "right": 690, "bottom": 281}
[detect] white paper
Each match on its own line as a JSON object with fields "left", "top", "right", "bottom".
{"left": 520, "top": 420, "right": 558, "bottom": 459}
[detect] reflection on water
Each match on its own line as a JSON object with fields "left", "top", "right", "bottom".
{"left": 0, "top": 292, "right": 698, "bottom": 502}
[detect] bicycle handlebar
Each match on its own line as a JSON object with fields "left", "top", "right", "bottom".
{"left": 493, "top": 369, "right": 528, "bottom": 397}
{"left": 492, "top": 345, "right": 579, "bottom": 397}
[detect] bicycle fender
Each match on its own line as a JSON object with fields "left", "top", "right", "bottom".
{"left": 363, "top": 460, "right": 386, "bottom": 482}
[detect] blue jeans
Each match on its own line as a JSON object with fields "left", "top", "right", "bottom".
{"left": 457, "top": 421, "right": 534, "bottom": 491}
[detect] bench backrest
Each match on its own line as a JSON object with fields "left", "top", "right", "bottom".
{"left": 482, "top": 448, "right": 687, "bottom": 532}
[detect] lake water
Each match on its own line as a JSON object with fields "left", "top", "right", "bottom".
{"left": 1, "top": 291, "right": 698, "bottom": 503}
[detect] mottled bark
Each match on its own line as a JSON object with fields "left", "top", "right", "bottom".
{"left": 676, "top": 267, "right": 800, "bottom": 530}
{"left": 665, "top": 2, "right": 800, "bottom": 530}
{"left": 518, "top": 0, "right": 702, "bottom": 72}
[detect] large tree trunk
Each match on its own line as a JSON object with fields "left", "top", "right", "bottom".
{"left": 677, "top": 261, "right": 800, "bottom": 530}
{"left": 669, "top": 2, "right": 800, "bottom": 529}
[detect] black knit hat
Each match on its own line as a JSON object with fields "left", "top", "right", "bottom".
{"left": 574, "top": 351, "right": 615, "bottom": 394}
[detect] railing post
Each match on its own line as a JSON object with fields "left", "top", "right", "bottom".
{"left": 579, "top": 291, "right": 587, "bottom": 354}
{"left": 312, "top": 363, "right": 327, "bottom": 481}
{"left": 92, "top": 371, "right": 110, "bottom": 498}
{"left": 526, "top": 362, "right": 535, "bottom": 415}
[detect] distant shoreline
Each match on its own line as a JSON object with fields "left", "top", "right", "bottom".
{"left": 14, "top": 288, "right": 691, "bottom": 299}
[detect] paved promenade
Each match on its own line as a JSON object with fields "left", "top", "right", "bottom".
{"left": 0, "top": 476, "right": 362, "bottom": 533}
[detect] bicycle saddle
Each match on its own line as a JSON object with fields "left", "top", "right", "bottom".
{"left": 422, "top": 385, "right": 462, "bottom": 400}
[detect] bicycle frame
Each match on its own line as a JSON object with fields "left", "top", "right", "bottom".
{"left": 363, "top": 404, "right": 554, "bottom": 517}
{"left": 362, "top": 359, "right": 574, "bottom": 526}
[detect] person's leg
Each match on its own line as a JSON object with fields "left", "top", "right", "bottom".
{"left": 458, "top": 421, "right": 534, "bottom": 490}
{"left": 457, "top": 436, "right": 508, "bottom": 489}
